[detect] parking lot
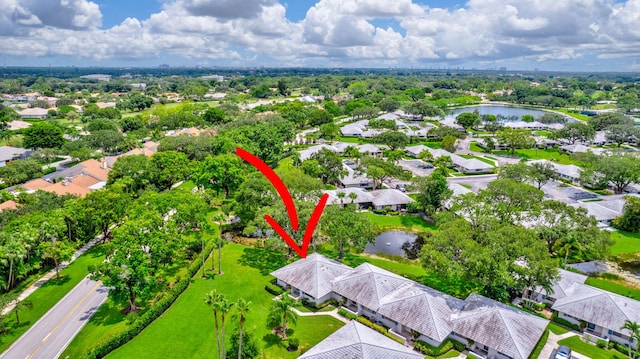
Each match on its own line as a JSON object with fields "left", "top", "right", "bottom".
{"left": 541, "top": 180, "right": 598, "bottom": 204}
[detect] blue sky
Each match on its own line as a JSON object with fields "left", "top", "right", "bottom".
{"left": 1, "top": 0, "right": 639, "bottom": 71}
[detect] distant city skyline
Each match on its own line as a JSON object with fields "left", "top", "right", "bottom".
{"left": 1, "top": 0, "right": 639, "bottom": 72}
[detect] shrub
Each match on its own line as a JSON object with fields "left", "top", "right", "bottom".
{"left": 265, "top": 283, "right": 285, "bottom": 296}
{"left": 414, "top": 339, "right": 455, "bottom": 357}
{"left": 597, "top": 339, "right": 607, "bottom": 348}
{"left": 337, "top": 308, "right": 357, "bottom": 320}
{"left": 355, "top": 316, "right": 403, "bottom": 345}
{"left": 43, "top": 167, "right": 56, "bottom": 175}
{"left": 287, "top": 338, "right": 300, "bottom": 351}
{"left": 551, "top": 312, "right": 580, "bottom": 332}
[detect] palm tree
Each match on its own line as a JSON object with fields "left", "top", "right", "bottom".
{"left": 554, "top": 235, "right": 582, "bottom": 269}
{"left": 217, "top": 297, "right": 234, "bottom": 359}
{"left": 337, "top": 191, "right": 346, "bottom": 205}
{"left": 204, "top": 290, "right": 224, "bottom": 359}
{"left": 212, "top": 212, "right": 227, "bottom": 275}
{"left": 269, "top": 292, "right": 298, "bottom": 339}
{"left": 234, "top": 298, "right": 251, "bottom": 359}
{"left": 621, "top": 320, "right": 640, "bottom": 359}
{"left": 348, "top": 191, "right": 358, "bottom": 205}
{"left": 5, "top": 235, "right": 27, "bottom": 290}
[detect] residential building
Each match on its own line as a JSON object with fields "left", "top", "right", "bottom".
{"left": 552, "top": 282, "right": 640, "bottom": 349}
{"left": 0, "top": 146, "right": 29, "bottom": 166}
{"left": 299, "top": 321, "right": 424, "bottom": 359}
{"left": 272, "top": 254, "right": 549, "bottom": 359}
{"left": 18, "top": 107, "right": 49, "bottom": 119}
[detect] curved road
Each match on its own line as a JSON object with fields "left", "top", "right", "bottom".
{"left": 0, "top": 278, "right": 109, "bottom": 359}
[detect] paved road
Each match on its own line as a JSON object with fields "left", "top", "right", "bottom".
{"left": 447, "top": 174, "right": 497, "bottom": 192}
{"left": 0, "top": 277, "right": 109, "bottom": 359}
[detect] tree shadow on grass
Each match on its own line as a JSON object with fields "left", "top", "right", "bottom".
{"left": 238, "top": 248, "right": 289, "bottom": 275}
{"left": 39, "top": 275, "right": 72, "bottom": 288}
{"left": 86, "top": 300, "right": 126, "bottom": 326}
{"left": 262, "top": 333, "right": 284, "bottom": 349}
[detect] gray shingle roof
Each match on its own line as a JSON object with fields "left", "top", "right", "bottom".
{"left": 378, "top": 283, "right": 465, "bottom": 342}
{"left": 450, "top": 294, "right": 549, "bottom": 359}
{"left": 299, "top": 321, "right": 424, "bottom": 359}
{"left": 370, "top": 189, "right": 415, "bottom": 207}
{"left": 0, "top": 146, "right": 28, "bottom": 162}
{"left": 552, "top": 283, "right": 640, "bottom": 333}
{"left": 332, "top": 263, "right": 411, "bottom": 310}
{"left": 537, "top": 269, "right": 587, "bottom": 300}
{"left": 270, "top": 253, "right": 351, "bottom": 299}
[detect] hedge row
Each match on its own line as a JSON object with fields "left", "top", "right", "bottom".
{"left": 265, "top": 283, "right": 284, "bottom": 296}
{"left": 337, "top": 308, "right": 357, "bottom": 320}
{"left": 355, "top": 316, "right": 405, "bottom": 345}
{"left": 82, "top": 241, "right": 216, "bottom": 359}
{"left": 414, "top": 338, "right": 465, "bottom": 357}
{"left": 551, "top": 312, "right": 580, "bottom": 332}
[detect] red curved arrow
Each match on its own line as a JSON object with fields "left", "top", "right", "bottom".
{"left": 236, "top": 148, "right": 328, "bottom": 258}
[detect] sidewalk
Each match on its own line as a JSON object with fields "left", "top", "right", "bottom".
{"left": 1, "top": 234, "right": 103, "bottom": 315}
{"left": 290, "top": 306, "right": 349, "bottom": 323}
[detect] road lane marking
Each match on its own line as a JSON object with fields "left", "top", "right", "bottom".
{"left": 26, "top": 282, "right": 101, "bottom": 359}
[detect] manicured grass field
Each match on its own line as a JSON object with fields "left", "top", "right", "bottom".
{"left": 0, "top": 245, "right": 106, "bottom": 353}
{"left": 363, "top": 212, "right": 438, "bottom": 232}
{"left": 610, "top": 231, "right": 640, "bottom": 255}
{"left": 494, "top": 148, "right": 579, "bottom": 165}
{"left": 548, "top": 322, "right": 570, "bottom": 335}
{"left": 558, "top": 335, "right": 626, "bottom": 359}
{"left": 106, "top": 244, "right": 344, "bottom": 359}
{"left": 585, "top": 277, "right": 640, "bottom": 300}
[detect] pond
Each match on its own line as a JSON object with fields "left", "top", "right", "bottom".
{"left": 447, "top": 105, "right": 574, "bottom": 123}
{"left": 365, "top": 231, "right": 418, "bottom": 257}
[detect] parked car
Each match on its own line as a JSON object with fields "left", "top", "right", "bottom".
{"left": 555, "top": 345, "right": 571, "bottom": 359}
{"left": 395, "top": 184, "right": 407, "bottom": 192}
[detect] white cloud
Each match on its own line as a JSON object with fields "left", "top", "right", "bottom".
{"left": 1, "top": 0, "right": 640, "bottom": 69}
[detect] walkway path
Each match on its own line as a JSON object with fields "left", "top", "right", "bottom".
{"left": 290, "top": 306, "right": 349, "bottom": 323}
{"left": 1, "top": 234, "right": 103, "bottom": 316}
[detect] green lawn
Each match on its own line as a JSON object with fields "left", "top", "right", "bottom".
{"left": 610, "top": 231, "right": 640, "bottom": 255}
{"left": 469, "top": 142, "right": 487, "bottom": 153}
{"left": 363, "top": 212, "right": 438, "bottom": 232}
{"left": 105, "top": 244, "right": 344, "bottom": 359}
{"left": 549, "top": 109, "right": 591, "bottom": 121}
{"left": 548, "top": 322, "right": 571, "bottom": 335}
{"left": 585, "top": 277, "right": 640, "bottom": 300}
{"left": 337, "top": 136, "right": 362, "bottom": 143}
{"left": 0, "top": 245, "right": 106, "bottom": 353}
{"left": 558, "top": 335, "right": 626, "bottom": 359}
{"left": 461, "top": 155, "right": 496, "bottom": 167}
{"left": 492, "top": 148, "right": 577, "bottom": 165}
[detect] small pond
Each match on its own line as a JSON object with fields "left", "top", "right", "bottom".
{"left": 365, "top": 231, "right": 418, "bottom": 257}
{"left": 447, "top": 105, "right": 574, "bottom": 123}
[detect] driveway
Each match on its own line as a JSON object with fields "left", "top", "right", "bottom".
{"left": 447, "top": 174, "right": 497, "bottom": 192}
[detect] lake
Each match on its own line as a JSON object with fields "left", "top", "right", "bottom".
{"left": 447, "top": 105, "right": 574, "bottom": 122}
{"left": 365, "top": 231, "right": 417, "bottom": 257}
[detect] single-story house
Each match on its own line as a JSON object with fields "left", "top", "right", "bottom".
{"left": 444, "top": 183, "right": 473, "bottom": 209}
{"left": 361, "top": 129, "right": 383, "bottom": 138}
{"left": 299, "top": 321, "right": 424, "bottom": 359}
{"left": 377, "top": 282, "right": 465, "bottom": 347}
{"left": 398, "top": 159, "right": 434, "bottom": 177}
{"left": 456, "top": 157, "right": 494, "bottom": 174}
{"left": 439, "top": 118, "right": 465, "bottom": 132}
{"left": 18, "top": 107, "right": 49, "bottom": 119}
{"left": 451, "top": 294, "right": 549, "bottom": 359}
{"left": 528, "top": 160, "right": 582, "bottom": 183}
{"left": 323, "top": 188, "right": 375, "bottom": 207}
{"left": 370, "top": 189, "right": 414, "bottom": 211}
{"left": 552, "top": 282, "right": 640, "bottom": 349}
{"left": 298, "top": 144, "right": 339, "bottom": 162}
{"left": 376, "top": 112, "right": 400, "bottom": 121}
{"left": 504, "top": 121, "right": 547, "bottom": 130}
{"left": 357, "top": 144, "right": 384, "bottom": 156}
{"left": 271, "top": 253, "right": 351, "bottom": 305}
{"left": 560, "top": 143, "right": 599, "bottom": 154}
{"left": 570, "top": 202, "right": 619, "bottom": 224}
{"left": 273, "top": 254, "right": 549, "bottom": 358}
{"left": 476, "top": 138, "right": 509, "bottom": 151}
{"left": 0, "top": 200, "right": 19, "bottom": 212}
{"left": 0, "top": 146, "right": 29, "bottom": 166}
{"left": 525, "top": 269, "right": 588, "bottom": 304}
{"left": 339, "top": 164, "right": 374, "bottom": 189}
{"left": 405, "top": 145, "right": 431, "bottom": 158}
